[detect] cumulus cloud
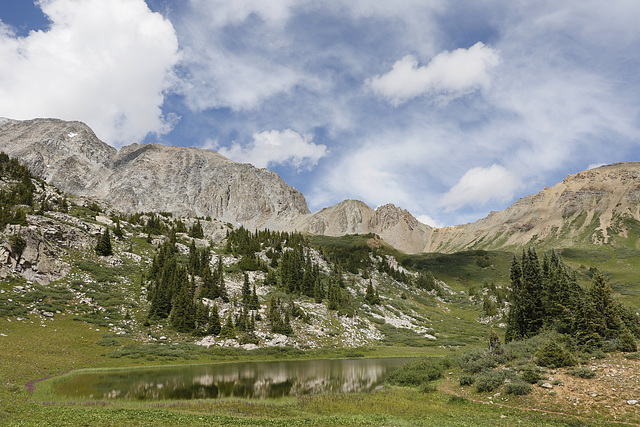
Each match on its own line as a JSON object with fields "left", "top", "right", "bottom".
{"left": 0, "top": 0, "right": 180, "bottom": 146}
{"left": 438, "top": 164, "right": 521, "bottom": 212}
{"left": 416, "top": 214, "right": 444, "bottom": 228}
{"left": 218, "top": 129, "right": 327, "bottom": 169}
{"left": 176, "top": 0, "right": 311, "bottom": 112}
{"left": 367, "top": 42, "right": 500, "bottom": 105}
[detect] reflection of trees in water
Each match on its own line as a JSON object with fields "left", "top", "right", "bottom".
{"left": 55, "top": 359, "right": 408, "bottom": 400}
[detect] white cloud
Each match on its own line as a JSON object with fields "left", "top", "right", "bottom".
{"left": 0, "top": 0, "right": 180, "bottom": 146}
{"left": 177, "top": 0, "right": 312, "bottom": 112}
{"left": 587, "top": 163, "right": 606, "bottom": 170}
{"left": 367, "top": 42, "right": 500, "bottom": 105}
{"left": 438, "top": 164, "right": 521, "bottom": 212}
{"left": 416, "top": 214, "right": 443, "bottom": 228}
{"left": 218, "top": 129, "right": 327, "bottom": 169}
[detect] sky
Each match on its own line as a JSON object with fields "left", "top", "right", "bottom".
{"left": 1, "top": 0, "right": 640, "bottom": 227}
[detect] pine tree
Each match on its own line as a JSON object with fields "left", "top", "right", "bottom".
{"left": 327, "top": 279, "right": 341, "bottom": 310}
{"left": 219, "top": 312, "right": 236, "bottom": 339}
{"left": 589, "top": 272, "right": 623, "bottom": 339}
{"left": 365, "top": 280, "right": 381, "bottom": 305}
{"left": 505, "top": 255, "right": 524, "bottom": 343}
{"left": 241, "top": 273, "right": 251, "bottom": 307}
{"left": 170, "top": 282, "right": 196, "bottom": 332}
{"left": 314, "top": 277, "right": 324, "bottom": 303}
{"left": 488, "top": 329, "right": 503, "bottom": 354}
{"left": 95, "top": 227, "right": 113, "bottom": 256}
{"left": 113, "top": 219, "right": 124, "bottom": 239}
{"left": 194, "top": 302, "right": 210, "bottom": 334}
{"left": 207, "top": 304, "right": 222, "bottom": 335}
{"left": 188, "top": 219, "right": 204, "bottom": 238}
{"left": 249, "top": 284, "right": 259, "bottom": 311}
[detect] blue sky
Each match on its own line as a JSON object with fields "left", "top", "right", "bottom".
{"left": 1, "top": 1, "right": 640, "bottom": 227}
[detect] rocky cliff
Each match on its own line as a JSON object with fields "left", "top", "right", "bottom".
{"left": 0, "top": 118, "right": 310, "bottom": 228}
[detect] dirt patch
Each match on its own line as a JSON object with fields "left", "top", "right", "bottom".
{"left": 444, "top": 354, "right": 640, "bottom": 425}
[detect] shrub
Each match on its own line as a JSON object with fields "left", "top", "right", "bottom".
{"left": 458, "top": 349, "right": 498, "bottom": 374}
{"left": 618, "top": 329, "right": 638, "bottom": 352}
{"left": 504, "top": 380, "right": 531, "bottom": 395}
{"left": 9, "top": 234, "right": 26, "bottom": 259}
{"left": 459, "top": 375, "right": 475, "bottom": 386}
{"left": 520, "top": 367, "right": 541, "bottom": 384}
{"left": 475, "top": 370, "right": 504, "bottom": 393}
{"left": 625, "top": 352, "right": 640, "bottom": 360}
{"left": 568, "top": 367, "right": 596, "bottom": 379}
{"left": 535, "top": 339, "right": 576, "bottom": 368}
{"left": 387, "top": 357, "right": 447, "bottom": 388}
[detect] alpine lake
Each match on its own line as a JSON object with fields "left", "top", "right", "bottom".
{"left": 52, "top": 358, "right": 410, "bottom": 401}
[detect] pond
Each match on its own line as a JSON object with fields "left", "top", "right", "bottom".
{"left": 53, "top": 358, "right": 410, "bottom": 401}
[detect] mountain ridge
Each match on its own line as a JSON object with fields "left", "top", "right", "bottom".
{"left": 2, "top": 117, "right": 640, "bottom": 254}
{"left": 0, "top": 117, "right": 310, "bottom": 229}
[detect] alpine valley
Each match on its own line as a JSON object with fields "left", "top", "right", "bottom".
{"left": 2, "top": 117, "right": 640, "bottom": 426}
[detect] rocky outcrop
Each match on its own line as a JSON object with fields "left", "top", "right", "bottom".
{"left": 0, "top": 216, "right": 98, "bottom": 285}
{"left": 0, "top": 118, "right": 310, "bottom": 229}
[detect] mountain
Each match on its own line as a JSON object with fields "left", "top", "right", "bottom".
{"left": 289, "top": 200, "right": 433, "bottom": 254}
{"left": 2, "top": 117, "right": 640, "bottom": 254}
{"left": 426, "top": 162, "right": 640, "bottom": 252}
{"left": 0, "top": 118, "right": 309, "bottom": 229}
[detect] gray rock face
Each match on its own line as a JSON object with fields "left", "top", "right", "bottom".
{"left": 289, "top": 200, "right": 434, "bottom": 254}
{"left": 0, "top": 118, "right": 310, "bottom": 228}
{"left": 0, "top": 217, "right": 97, "bottom": 285}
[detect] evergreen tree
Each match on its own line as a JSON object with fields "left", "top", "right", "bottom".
{"left": 590, "top": 272, "right": 623, "bottom": 338}
{"left": 249, "top": 284, "right": 260, "bottom": 311}
{"left": 488, "top": 329, "right": 503, "bottom": 354}
{"left": 194, "top": 302, "right": 210, "bottom": 334}
{"left": 313, "top": 277, "right": 324, "bottom": 303}
{"left": 365, "top": 280, "right": 381, "bottom": 305}
{"left": 505, "top": 255, "right": 526, "bottom": 343}
{"left": 170, "top": 282, "right": 196, "bottom": 332}
{"left": 327, "top": 279, "right": 341, "bottom": 310}
{"left": 219, "top": 313, "right": 236, "bottom": 339}
{"left": 113, "top": 219, "right": 124, "bottom": 239}
{"left": 188, "top": 219, "right": 204, "bottom": 238}
{"left": 95, "top": 227, "right": 113, "bottom": 256}
{"left": 207, "top": 304, "right": 222, "bottom": 335}
{"left": 241, "top": 273, "right": 252, "bottom": 307}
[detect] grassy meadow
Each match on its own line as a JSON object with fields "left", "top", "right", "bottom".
{"left": 3, "top": 240, "right": 640, "bottom": 425}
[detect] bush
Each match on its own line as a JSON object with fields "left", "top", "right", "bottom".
{"left": 475, "top": 370, "right": 504, "bottom": 393}
{"left": 568, "top": 367, "right": 596, "bottom": 379}
{"left": 504, "top": 380, "right": 531, "bottom": 395}
{"left": 459, "top": 375, "right": 475, "bottom": 386}
{"left": 520, "top": 367, "right": 541, "bottom": 384}
{"left": 535, "top": 339, "right": 576, "bottom": 368}
{"left": 458, "top": 349, "right": 498, "bottom": 374}
{"left": 618, "top": 329, "right": 638, "bottom": 352}
{"left": 387, "top": 357, "right": 448, "bottom": 388}
{"left": 625, "top": 352, "right": 640, "bottom": 360}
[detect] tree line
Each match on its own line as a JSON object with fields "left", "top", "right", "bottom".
{"left": 505, "top": 249, "right": 639, "bottom": 351}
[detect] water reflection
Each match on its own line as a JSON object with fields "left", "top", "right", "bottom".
{"left": 54, "top": 358, "right": 409, "bottom": 401}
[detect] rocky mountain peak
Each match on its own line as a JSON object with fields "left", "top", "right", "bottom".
{"left": 0, "top": 118, "right": 310, "bottom": 228}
